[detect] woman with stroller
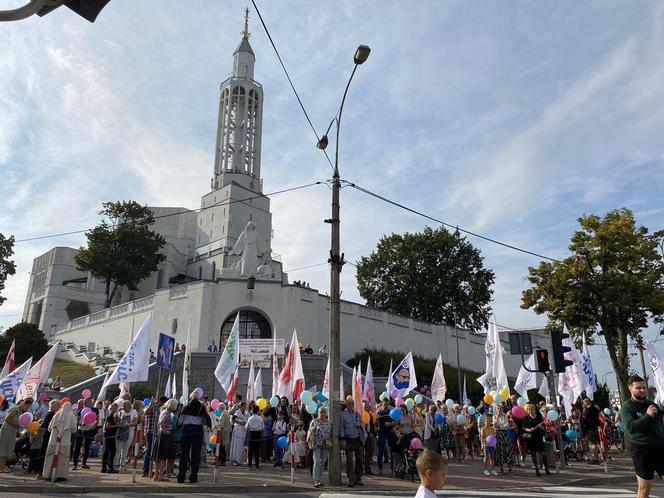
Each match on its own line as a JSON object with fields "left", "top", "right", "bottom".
{"left": 0, "top": 398, "right": 33, "bottom": 473}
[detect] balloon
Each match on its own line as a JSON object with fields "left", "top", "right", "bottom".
{"left": 210, "top": 399, "right": 220, "bottom": 410}
{"left": 445, "top": 399, "right": 454, "bottom": 409}
{"left": 214, "top": 408, "right": 222, "bottom": 417}
{"left": 410, "top": 438, "right": 423, "bottom": 450}
{"left": 467, "top": 406, "right": 476, "bottom": 415}
{"left": 483, "top": 394, "right": 494, "bottom": 405}
{"left": 31, "top": 401, "right": 40, "bottom": 410}
{"left": 81, "top": 407, "right": 92, "bottom": 417}
{"left": 511, "top": 406, "right": 526, "bottom": 419}
{"left": 257, "top": 398, "right": 268, "bottom": 410}
{"left": 517, "top": 397, "right": 527, "bottom": 407}
{"left": 390, "top": 388, "right": 399, "bottom": 398}
{"left": 180, "top": 395, "right": 188, "bottom": 405}
{"left": 405, "top": 399, "right": 415, "bottom": 411}
{"left": 494, "top": 393, "right": 503, "bottom": 404}
{"left": 277, "top": 436, "right": 288, "bottom": 449}
{"left": 361, "top": 412, "right": 371, "bottom": 425}
{"left": 194, "top": 387, "right": 204, "bottom": 399}
{"left": 82, "top": 412, "right": 97, "bottom": 425}
{"left": 27, "top": 421, "right": 40, "bottom": 434}
{"left": 316, "top": 391, "right": 327, "bottom": 402}
{"left": 499, "top": 389, "right": 509, "bottom": 400}
{"left": 547, "top": 410, "right": 559, "bottom": 421}
{"left": 47, "top": 378, "right": 53, "bottom": 384}
{"left": 210, "top": 434, "right": 217, "bottom": 445}
{"left": 456, "top": 414, "right": 466, "bottom": 425}
{"left": 464, "top": 399, "right": 471, "bottom": 405}
{"left": 395, "top": 397, "right": 404, "bottom": 407}
{"left": 18, "top": 412, "right": 33, "bottom": 428}
{"left": 477, "top": 415, "right": 484, "bottom": 425}
{"left": 389, "top": 408, "right": 402, "bottom": 421}
{"left": 82, "top": 389, "right": 92, "bottom": 399}
{"left": 379, "top": 391, "right": 388, "bottom": 401}
{"left": 270, "top": 396, "right": 280, "bottom": 408}
{"left": 604, "top": 408, "right": 611, "bottom": 416}
{"left": 414, "top": 394, "right": 423, "bottom": 404}
{"left": 566, "top": 430, "right": 578, "bottom": 440}
{"left": 435, "top": 414, "right": 444, "bottom": 424}
{"left": 301, "top": 391, "right": 312, "bottom": 403}
{"left": 485, "top": 435, "right": 497, "bottom": 447}
{"left": 306, "top": 403, "right": 317, "bottom": 414}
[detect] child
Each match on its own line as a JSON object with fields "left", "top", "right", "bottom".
{"left": 415, "top": 449, "right": 447, "bottom": 498}
{"left": 480, "top": 415, "right": 497, "bottom": 476}
{"left": 273, "top": 410, "right": 287, "bottom": 468}
{"left": 295, "top": 422, "right": 307, "bottom": 468}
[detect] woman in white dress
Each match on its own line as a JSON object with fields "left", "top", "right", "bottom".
{"left": 43, "top": 401, "right": 77, "bottom": 481}
{"left": 229, "top": 402, "right": 247, "bottom": 465}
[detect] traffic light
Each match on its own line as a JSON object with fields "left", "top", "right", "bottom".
{"left": 551, "top": 329, "right": 574, "bottom": 373}
{"left": 535, "top": 349, "right": 550, "bottom": 373}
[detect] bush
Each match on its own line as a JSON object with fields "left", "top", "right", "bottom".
{"left": 0, "top": 322, "right": 49, "bottom": 365}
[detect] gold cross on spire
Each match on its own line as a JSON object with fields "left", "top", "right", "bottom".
{"left": 241, "top": 7, "right": 250, "bottom": 39}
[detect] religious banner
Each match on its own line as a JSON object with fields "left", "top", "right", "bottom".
{"left": 430, "top": 353, "right": 447, "bottom": 402}
{"left": 239, "top": 338, "right": 285, "bottom": 368}
{"left": 0, "top": 357, "right": 32, "bottom": 402}
{"left": 514, "top": 353, "right": 537, "bottom": 398}
{"left": 16, "top": 343, "right": 58, "bottom": 401}
{"left": 389, "top": 352, "right": 417, "bottom": 398}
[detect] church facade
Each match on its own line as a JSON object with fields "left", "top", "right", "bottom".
{"left": 21, "top": 14, "right": 549, "bottom": 376}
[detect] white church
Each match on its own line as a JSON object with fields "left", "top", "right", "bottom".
{"left": 20, "top": 14, "right": 548, "bottom": 376}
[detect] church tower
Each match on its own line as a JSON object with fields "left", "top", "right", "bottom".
{"left": 192, "top": 9, "right": 273, "bottom": 281}
{"left": 211, "top": 8, "right": 263, "bottom": 192}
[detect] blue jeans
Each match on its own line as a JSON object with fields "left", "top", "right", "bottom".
{"left": 312, "top": 447, "right": 329, "bottom": 482}
{"left": 142, "top": 432, "right": 153, "bottom": 475}
{"left": 274, "top": 436, "right": 284, "bottom": 465}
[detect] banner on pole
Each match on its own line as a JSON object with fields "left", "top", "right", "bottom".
{"left": 157, "top": 332, "right": 175, "bottom": 369}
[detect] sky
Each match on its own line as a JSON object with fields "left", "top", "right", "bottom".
{"left": 1, "top": 1, "right": 664, "bottom": 391}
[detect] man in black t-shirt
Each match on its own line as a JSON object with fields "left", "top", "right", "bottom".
{"left": 581, "top": 399, "right": 601, "bottom": 463}
{"left": 73, "top": 398, "right": 100, "bottom": 470}
{"left": 376, "top": 397, "right": 393, "bottom": 475}
{"left": 101, "top": 402, "right": 119, "bottom": 473}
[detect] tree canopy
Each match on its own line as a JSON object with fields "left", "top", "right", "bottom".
{"left": 0, "top": 233, "right": 16, "bottom": 307}
{"left": 75, "top": 201, "right": 166, "bottom": 308}
{"left": 0, "top": 322, "right": 49, "bottom": 365}
{"left": 521, "top": 208, "right": 664, "bottom": 400}
{"left": 356, "top": 226, "right": 495, "bottom": 331}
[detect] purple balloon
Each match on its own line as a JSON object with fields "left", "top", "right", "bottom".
{"left": 194, "top": 387, "right": 204, "bottom": 398}
{"left": 390, "top": 388, "right": 399, "bottom": 398}
{"left": 80, "top": 407, "right": 92, "bottom": 417}
{"left": 486, "top": 435, "right": 497, "bottom": 447}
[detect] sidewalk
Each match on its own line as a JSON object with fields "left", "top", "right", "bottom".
{"left": 0, "top": 454, "right": 641, "bottom": 494}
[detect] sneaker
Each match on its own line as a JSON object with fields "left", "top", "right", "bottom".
{"left": 483, "top": 470, "right": 491, "bottom": 476}
{"left": 490, "top": 470, "right": 498, "bottom": 475}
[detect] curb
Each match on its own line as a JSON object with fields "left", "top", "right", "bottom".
{"left": 0, "top": 483, "right": 316, "bottom": 494}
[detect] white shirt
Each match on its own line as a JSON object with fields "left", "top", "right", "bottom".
{"left": 415, "top": 484, "right": 437, "bottom": 498}
{"left": 246, "top": 414, "right": 264, "bottom": 432}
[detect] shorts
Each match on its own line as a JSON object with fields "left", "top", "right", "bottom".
{"left": 631, "top": 446, "right": 664, "bottom": 481}
{"left": 484, "top": 446, "right": 496, "bottom": 458}
{"left": 585, "top": 429, "right": 599, "bottom": 445}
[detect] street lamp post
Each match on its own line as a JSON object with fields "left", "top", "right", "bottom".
{"left": 316, "top": 44, "right": 370, "bottom": 486}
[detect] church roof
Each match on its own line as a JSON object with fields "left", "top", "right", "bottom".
{"left": 234, "top": 36, "right": 254, "bottom": 56}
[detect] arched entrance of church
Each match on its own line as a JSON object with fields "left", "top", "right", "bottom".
{"left": 219, "top": 308, "right": 272, "bottom": 345}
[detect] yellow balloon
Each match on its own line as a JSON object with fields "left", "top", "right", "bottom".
{"left": 210, "top": 434, "right": 217, "bottom": 445}
{"left": 499, "top": 389, "right": 509, "bottom": 400}
{"left": 256, "top": 398, "right": 267, "bottom": 410}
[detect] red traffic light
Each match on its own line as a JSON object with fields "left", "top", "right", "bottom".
{"left": 536, "top": 349, "right": 550, "bottom": 373}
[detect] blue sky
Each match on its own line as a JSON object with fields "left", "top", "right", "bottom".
{"left": 1, "top": 1, "right": 663, "bottom": 390}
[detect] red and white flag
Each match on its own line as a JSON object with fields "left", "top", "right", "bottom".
{"left": 363, "top": 356, "right": 376, "bottom": 413}
{"left": 322, "top": 358, "right": 330, "bottom": 399}
{"left": 17, "top": 343, "right": 58, "bottom": 401}
{"left": 277, "top": 330, "right": 305, "bottom": 402}
{"left": 352, "top": 362, "right": 363, "bottom": 413}
{"left": 0, "top": 339, "right": 16, "bottom": 379}
{"left": 225, "top": 364, "right": 240, "bottom": 402}
{"left": 272, "top": 335, "right": 280, "bottom": 397}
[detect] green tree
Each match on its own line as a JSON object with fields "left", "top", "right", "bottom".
{"left": 0, "top": 233, "right": 16, "bottom": 307}
{"left": 0, "top": 322, "right": 49, "bottom": 365}
{"left": 521, "top": 208, "right": 664, "bottom": 401}
{"left": 75, "top": 201, "right": 166, "bottom": 308}
{"left": 356, "top": 227, "right": 495, "bottom": 331}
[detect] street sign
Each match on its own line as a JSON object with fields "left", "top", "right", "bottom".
{"left": 156, "top": 332, "right": 175, "bottom": 369}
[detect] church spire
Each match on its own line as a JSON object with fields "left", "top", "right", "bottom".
{"left": 241, "top": 7, "right": 250, "bottom": 39}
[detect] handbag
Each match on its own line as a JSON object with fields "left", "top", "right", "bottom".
{"left": 306, "top": 424, "right": 317, "bottom": 450}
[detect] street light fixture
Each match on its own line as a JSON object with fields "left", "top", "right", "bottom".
{"left": 319, "top": 44, "right": 370, "bottom": 486}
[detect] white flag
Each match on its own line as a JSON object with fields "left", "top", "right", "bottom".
{"left": 340, "top": 369, "right": 345, "bottom": 401}
{"left": 246, "top": 358, "right": 255, "bottom": 402}
{"left": 581, "top": 333, "right": 596, "bottom": 400}
{"left": 16, "top": 343, "right": 58, "bottom": 401}
{"left": 539, "top": 376, "right": 550, "bottom": 398}
{"left": 645, "top": 341, "right": 664, "bottom": 405}
{"left": 164, "top": 373, "right": 173, "bottom": 398}
{"left": 322, "top": 358, "right": 330, "bottom": 399}
{"left": 363, "top": 357, "right": 376, "bottom": 412}
{"left": 272, "top": 335, "right": 279, "bottom": 397}
{"left": 182, "top": 322, "right": 191, "bottom": 400}
{"left": 385, "top": 358, "right": 394, "bottom": 397}
{"left": 277, "top": 330, "right": 305, "bottom": 402}
{"left": 0, "top": 357, "right": 32, "bottom": 402}
{"left": 96, "top": 372, "right": 110, "bottom": 402}
{"left": 557, "top": 325, "right": 586, "bottom": 416}
{"left": 215, "top": 313, "right": 240, "bottom": 394}
{"left": 431, "top": 354, "right": 447, "bottom": 402}
{"left": 463, "top": 374, "right": 467, "bottom": 403}
{"left": 0, "top": 339, "right": 16, "bottom": 379}
{"left": 171, "top": 371, "right": 177, "bottom": 400}
{"left": 388, "top": 352, "right": 417, "bottom": 398}
{"left": 254, "top": 367, "right": 263, "bottom": 401}
{"left": 104, "top": 313, "right": 152, "bottom": 387}
{"left": 477, "top": 315, "right": 509, "bottom": 395}
{"left": 514, "top": 353, "right": 538, "bottom": 398}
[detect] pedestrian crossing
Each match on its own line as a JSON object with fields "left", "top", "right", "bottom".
{"left": 320, "top": 485, "right": 655, "bottom": 498}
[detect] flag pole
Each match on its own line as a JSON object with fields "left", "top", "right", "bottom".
{"left": 147, "top": 368, "right": 162, "bottom": 479}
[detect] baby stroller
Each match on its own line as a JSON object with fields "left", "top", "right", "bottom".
{"left": 8, "top": 431, "right": 31, "bottom": 470}
{"left": 393, "top": 432, "right": 422, "bottom": 482}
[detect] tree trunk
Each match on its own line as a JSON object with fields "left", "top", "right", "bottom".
{"left": 604, "top": 329, "right": 629, "bottom": 402}
{"left": 105, "top": 281, "right": 118, "bottom": 309}
{"left": 104, "top": 278, "right": 112, "bottom": 309}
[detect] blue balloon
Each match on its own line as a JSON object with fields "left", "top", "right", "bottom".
{"left": 270, "top": 396, "right": 280, "bottom": 408}
{"left": 456, "top": 414, "right": 466, "bottom": 425}
{"left": 435, "top": 414, "right": 444, "bottom": 425}
{"left": 143, "top": 398, "right": 151, "bottom": 407}
{"left": 277, "top": 436, "right": 289, "bottom": 449}
{"left": 468, "top": 406, "right": 476, "bottom": 415}
{"left": 316, "top": 391, "right": 327, "bottom": 402}
{"left": 214, "top": 408, "right": 222, "bottom": 417}
{"left": 547, "top": 410, "right": 559, "bottom": 421}
{"left": 566, "top": 430, "right": 578, "bottom": 440}
{"left": 445, "top": 399, "right": 454, "bottom": 408}
{"left": 477, "top": 415, "right": 484, "bottom": 425}
{"left": 389, "top": 407, "right": 402, "bottom": 421}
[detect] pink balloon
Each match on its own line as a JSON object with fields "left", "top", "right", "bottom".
{"left": 395, "top": 397, "right": 404, "bottom": 407}
{"left": 410, "top": 437, "right": 423, "bottom": 450}
{"left": 18, "top": 412, "right": 33, "bottom": 428}
{"left": 210, "top": 399, "right": 220, "bottom": 410}
{"left": 82, "top": 389, "right": 92, "bottom": 399}
{"left": 81, "top": 407, "right": 92, "bottom": 417}
{"left": 82, "top": 412, "right": 97, "bottom": 425}
{"left": 511, "top": 406, "right": 526, "bottom": 419}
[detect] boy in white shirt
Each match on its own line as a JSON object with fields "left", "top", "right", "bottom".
{"left": 415, "top": 450, "right": 447, "bottom": 498}
{"left": 246, "top": 405, "right": 264, "bottom": 469}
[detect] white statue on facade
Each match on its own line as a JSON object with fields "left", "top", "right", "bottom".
{"left": 256, "top": 250, "right": 274, "bottom": 279}
{"left": 231, "top": 221, "right": 266, "bottom": 278}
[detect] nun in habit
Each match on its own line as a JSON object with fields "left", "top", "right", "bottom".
{"left": 43, "top": 401, "right": 77, "bottom": 481}
{"left": 229, "top": 402, "right": 248, "bottom": 465}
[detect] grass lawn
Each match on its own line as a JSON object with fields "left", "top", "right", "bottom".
{"left": 50, "top": 359, "right": 96, "bottom": 389}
